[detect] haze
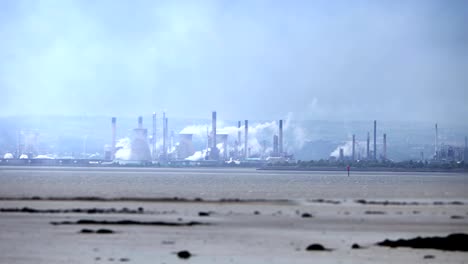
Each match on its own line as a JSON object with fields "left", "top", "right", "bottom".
{"left": 0, "top": 0, "right": 467, "bottom": 122}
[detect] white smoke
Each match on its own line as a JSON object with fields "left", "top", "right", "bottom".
{"left": 185, "top": 149, "right": 208, "bottom": 161}
{"left": 177, "top": 116, "right": 310, "bottom": 157}
{"left": 19, "top": 154, "right": 28, "bottom": 159}
{"left": 115, "top": 137, "right": 131, "bottom": 160}
{"left": 3, "top": 153, "right": 14, "bottom": 159}
{"left": 330, "top": 141, "right": 353, "bottom": 158}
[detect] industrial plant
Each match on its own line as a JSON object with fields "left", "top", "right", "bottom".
{"left": 1, "top": 111, "right": 294, "bottom": 166}
{"left": 1, "top": 113, "right": 467, "bottom": 168}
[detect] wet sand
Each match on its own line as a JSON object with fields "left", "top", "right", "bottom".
{"left": 0, "top": 167, "right": 467, "bottom": 263}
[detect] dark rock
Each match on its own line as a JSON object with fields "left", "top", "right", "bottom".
{"left": 96, "top": 229, "right": 114, "bottom": 234}
{"left": 306, "top": 244, "right": 328, "bottom": 251}
{"left": 424, "top": 255, "right": 435, "bottom": 259}
{"left": 450, "top": 215, "right": 464, "bottom": 219}
{"left": 79, "top": 228, "right": 94, "bottom": 234}
{"left": 365, "top": 211, "right": 386, "bottom": 215}
{"left": 254, "top": 211, "right": 260, "bottom": 215}
{"left": 177, "top": 250, "right": 192, "bottom": 259}
{"left": 377, "top": 233, "right": 468, "bottom": 251}
{"left": 301, "top": 213, "right": 313, "bottom": 218}
{"left": 198, "top": 211, "right": 210, "bottom": 217}
{"left": 351, "top": 243, "right": 361, "bottom": 249}
{"left": 119, "top": 258, "right": 130, "bottom": 262}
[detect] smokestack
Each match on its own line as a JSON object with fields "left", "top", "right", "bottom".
{"left": 162, "top": 112, "right": 166, "bottom": 158}
{"left": 152, "top": 113, "right": 156, "bottom": 160}
{"left": 273, "top": 135, "right": 279, "bottom": 156}
{"left": 366, "top": 132, "right": 370, "bottom": 159}
{"left": 373, "top": 120, "right": 377, "bottom": 161}
{"left": 237, "top": 121, "right": 241, "bottom": 157}
{"left": 138, "top": 116, "right": 143, "bottom": 129}
{"left": 165, "top": 117, "right": 168, "bottom": 156}
{"left": 111, "top": 117, "right": 116, "bottom": 160}
{"left": 339, "top": 148, "right": 344, "bottom": 161}
{"left": 279, "top": 120, "right": 283, "bottom": 156}
{"left": 212, "top": 111, "right": 217, "bottom": 149}
{"left": 352, "top": 134, "right": 355, "bottom": 161}
{"left": 244, "top": 120, "right": 249, "bottom": 159}
{"left": 383, "top": 133, "right": 387, "bottom": 160}
{"left": 435, "top": 123, "right": 438, "bottom": 160}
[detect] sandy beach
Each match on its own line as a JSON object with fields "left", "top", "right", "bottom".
{"left": 1, "top": 167, "right": 467, "bottom": 263}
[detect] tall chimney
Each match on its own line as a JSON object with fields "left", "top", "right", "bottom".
{"left": 152, "top": 113, "right": 156, "bottom": 160}
{"left": 212, "top": 111, "right": 217, "bottom": 149}
{"left": 111, "top": 117, "right": 116, "bottom": 160}
{"left": 237, "top": 121, "right": 241, "bottom": 157}
{"left": 165, "top": 117, "right": 168, "bottom": 156}
{"left": 279, "top": 120, "right": 283, "bottom": 156}
{"left": 273, "top": 135, "right": 279, "bottom": 156}
{"left": 138, "top": 116, "right": 143, "bottom": 129}
{"left": 373, "top": 120, "right": 377, "bottom": 161}
{"left": 435, "top": 123, "right": 438, "bottom": 160}
{"left": 162, "top": 112, "right": 166, "bottom": 157}
{"left": 352, "top": 134, "right": 355, "bottom": 161}
{"left": 244, "top": 120, "right": 249, "bottom": 159}
{"left": 366, "top": 132, "right": 370, "bottom": 159}
{"left": 383, "top": 133, "right": 387, "bottom": 160}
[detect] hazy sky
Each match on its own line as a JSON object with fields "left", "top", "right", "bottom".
{"left": 0, "top": 0, "right": 467, "bottom": 122}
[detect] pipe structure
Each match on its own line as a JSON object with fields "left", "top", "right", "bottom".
{"left": 152, "top": 113, "right": 156, "bottom": 160}
{"left": 352, "top": 134, "right": 355, "bottom": 161}
{"left": 279, "top": 119, "right": 283, "bottom": 156}
{"left": 212, "top": 111, "right": 217, "bottom": 149}
{"left": 273, "top": 135, "right": 279, "bottom": 156}
{"left": 435, "top": 123, "right": 438, "bottom": 160}
{"left": 373, "top": 120, "right": 377, "bottom": 161}
{"left": 244, "top": 120, "right": 249, "bottom": 159}
{"left": 383, "top": 133, "right": 387, "bottom": 160}
{"left": 366, "top": 132, "right": 370, "bottom": 159}
{"left": 237, "top": 121, "right": 241, "bottom": 157}
{"left": 111, "top": 117, "right": 116, "bottom": 160}
{"left": 162, "top": 112, "right": 166, "bottom": 158}
{"left": 138, "top": 116, "right": 143, "bottom": 129}
{"left": 165, "top": 117, "right": 168, "bottom": 156}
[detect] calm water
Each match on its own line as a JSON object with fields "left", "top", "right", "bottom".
{"left": 0, "top": 166, "right": 467, "bottom": 200}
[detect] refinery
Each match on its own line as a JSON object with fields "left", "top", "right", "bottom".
{"left": 0, "top": 112, "right": 467, "bottom": 168}
{"left": 0, "top": 111, "right": 294, "bottom": 167}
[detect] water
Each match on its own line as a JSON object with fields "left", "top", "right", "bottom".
{"left": 0, "top": 166, "right": 467, "bottom": 200}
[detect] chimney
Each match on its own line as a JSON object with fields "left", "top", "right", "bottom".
{"left": 164, "top": 117, "right": 168, "bottom": 156}
{"left": 152, "top": 113, "right": 156, "bottom": 160}
{"left": 237, "top": 121, "right": 241, "bottom": 157}
{"left": 383, "top": 133, "right": 387, "bottom": 160}
{"left": 244, "top": 120, "right": 249, "bottom": 159}
{"left": 162, "top": 112, "right": 166, "bottom": 158}
{"left": 273, "top": 135, "right": 279, "bottom": 156}
{"left": 352, "top": 134, "right": 355, "bottom": 161}
{"left": 212, "top": 111, "right": 217, "bottom": 149}
{"left": 435, "top": 123, "right": 438, "bottom": 160}
{"left": 138, "top": 116, "right": 143, "bottom": 129}
{"left": 279, "top": 119, "right": 283, "bottom": 156}
{"left": 111, "top": 117, "right": 116, "bottom": 160}
{"left": 366, "top": 132, "right": 370, "bottom": 159}
{"left": 373, "top": 120, "right": 377, "bottom": 161}
{"left": 339, "top": 148, "right": 344, "bottom": 161}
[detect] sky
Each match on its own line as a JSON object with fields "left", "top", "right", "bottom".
{"left": 0, "top": 0, "right": 467, "bottom": 123}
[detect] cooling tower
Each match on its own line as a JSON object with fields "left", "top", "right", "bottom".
{"left": 178, "top": 133, "right": 195, "bottom": 159}
{"left": 130, "top": 128, "right": 152, "bottom": 161}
